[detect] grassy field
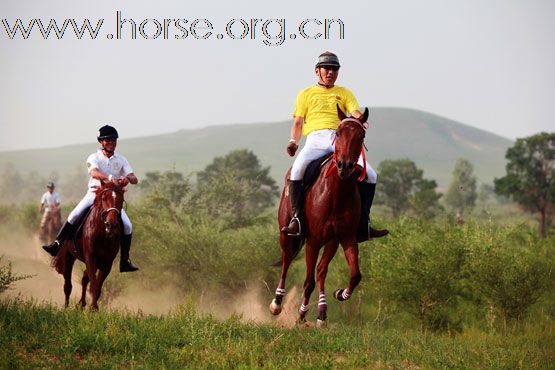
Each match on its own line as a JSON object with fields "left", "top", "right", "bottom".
{"left": 1, "top": 190, "right": 554, "bottom": 369}
{"left": 1, "top": 298, "right": 553, "bottom": 369}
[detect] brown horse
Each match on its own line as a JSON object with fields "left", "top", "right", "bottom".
{"left": 51, "top": 181, "right": 124, "bottom": 310}
{"left": 39, "top": 209, "right": 62, "bottom": 245}
{"left": 270, "top": 106, "right": 368, "bottom": 326}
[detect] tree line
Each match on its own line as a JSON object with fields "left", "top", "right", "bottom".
{"left": 1, "top": 132, "right": 553, "bottom": 237}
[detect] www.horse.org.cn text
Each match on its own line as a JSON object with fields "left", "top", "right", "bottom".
{"left": 1, "top": 11, "right": 346, "bottom": 46}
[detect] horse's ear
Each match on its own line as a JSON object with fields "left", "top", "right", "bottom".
{"left": 337, "top": 104, "right": 347, "bottom": 121}
{"left": 361, "top": 107, "right": 369, "bottom": 123}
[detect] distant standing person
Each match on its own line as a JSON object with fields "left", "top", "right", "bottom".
{"left": 39, "top": 181, "right": 62, "bottom": 244}
{"left": 42, "top": 125, "right": 139, "bottom": 272}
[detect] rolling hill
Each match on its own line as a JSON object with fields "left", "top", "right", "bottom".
{"left": 0, "top": 108, "right": 513, "bottom": 189}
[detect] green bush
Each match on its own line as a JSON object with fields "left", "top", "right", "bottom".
{"left": 468, "top": 226, "right": 554, "bottom": 326}
{"left": 127, "top": 190, "right": 280, "bottom": 299}
{"left": 367, "top": 217, "right": 467, "bottom": 332}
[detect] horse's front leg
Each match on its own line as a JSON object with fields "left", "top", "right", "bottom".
{"left": 298, "top": 242, "right": 320, "bottom": 323}
{"left": 270, "top": 234, "right": 297, "bottom": 315}
{"left": 80, "top": 270, "right": 89, "bottom": 308}
{"left": 94, "top": 266, "right": 112, "bottom": 306}
{"left": 84, "top": 256, "right": 100, "bottom": 310}
{"left": 334, "top": 243, "right": 362, "bottom": 302}
{"left": 316, "top": 240, "right": 340, "bottom": 326}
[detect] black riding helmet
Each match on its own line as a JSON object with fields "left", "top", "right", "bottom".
{"left": 97, "top": 125, "right": 119, "bottom": 142}
{"left": 315, "top": 51, "right": 341, "bottom": 69}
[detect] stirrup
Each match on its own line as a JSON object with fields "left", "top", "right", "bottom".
{"left": 281, "top": 216, "right": 303, "bottom": 237}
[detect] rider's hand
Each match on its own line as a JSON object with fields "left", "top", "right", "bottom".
{"left": 119, "top": 176, "right": 129, "bottom": 187}
{"left": 286, "top": 140, "right": 298, "bottom": 157}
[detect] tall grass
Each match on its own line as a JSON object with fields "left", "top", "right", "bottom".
{"left": 0, "top": 298, "right": 553, "bottom": 369}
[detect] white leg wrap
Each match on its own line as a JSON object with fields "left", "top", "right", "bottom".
{"left": 275, "top": 288, "right": 286, "bottom": 296}
{"left": 318, "top": 293, "right": 327, "bottom": 307}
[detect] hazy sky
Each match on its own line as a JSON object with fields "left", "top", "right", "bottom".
{"left": 1, "top": 0, "right": 553, "bottom": 151}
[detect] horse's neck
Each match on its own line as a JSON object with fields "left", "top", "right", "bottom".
{"left": 318, "top": 163, "right": 358, "bottom": 205}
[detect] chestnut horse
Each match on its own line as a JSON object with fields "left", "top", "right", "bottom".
{"left": 270, "top": 106, "right": 368, "bottom": 325}
{"left": 52, "top": 181, "right": 124, "bottom": 310}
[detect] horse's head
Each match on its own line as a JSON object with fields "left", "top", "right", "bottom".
{"left": 334, "top": 106, "right": 368, "bottom": 179}
{"left": 95, "top": 180, "right": 125, "bottom": 237}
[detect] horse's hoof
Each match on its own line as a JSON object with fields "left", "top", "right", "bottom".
{"left": 334, "top": 289, "right": 343, "bottom": 301}
{"left": 316, "top": 319, "right": 327, "bottom": 328}
{"left": 269, "top": 299, "right": 282, "bottom": 315}
{"left": 296, "top": 316, "right": 307, "bottom": 326}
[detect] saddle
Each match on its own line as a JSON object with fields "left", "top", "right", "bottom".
{"left": 67, "top": 206, "right": 92, "bottom": 255}
{"left": 301, "top": 154, "right": 367, "bottom": 189}
{"left": 302, "top": 154, "right": 333, "bottom": 189}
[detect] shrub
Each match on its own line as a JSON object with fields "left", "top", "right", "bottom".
{"left": 367, "top": 218, "right": 467, "bottom": 332}
{"left": 0, "top": 256, "right": 33, "bottom": 294}
{"left": 467, "top": 226, "right": 553, "bottom": 326}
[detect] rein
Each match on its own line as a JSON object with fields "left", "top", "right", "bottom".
{"left": 325, "top": 118, "right": 368, "bottom": 182}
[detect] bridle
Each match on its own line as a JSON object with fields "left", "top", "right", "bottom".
{"left": 98, "top": 188, "right": 122, "bottom": 224}
{"left": 325, "top": 117, "right": 368, "bottom": 181}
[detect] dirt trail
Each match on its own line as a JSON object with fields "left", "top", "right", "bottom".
{"left": 0, "top": 233, "right": 65, "bottom": 305}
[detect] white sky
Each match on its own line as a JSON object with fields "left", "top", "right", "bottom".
{"left": 1, "top": 0, "right": 554, "bottom": 151}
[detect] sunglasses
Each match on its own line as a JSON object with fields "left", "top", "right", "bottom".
{"left": 321, "top": 65, "right": 339, "bottom": 71}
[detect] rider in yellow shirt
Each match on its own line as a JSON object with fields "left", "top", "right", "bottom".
{"left": 281, "top": 52, "right": 388, "bottom": 241}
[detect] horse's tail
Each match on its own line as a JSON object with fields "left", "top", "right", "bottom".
{"left": 51, "top": 242, "right": 69, "bottom": 274}
{"left": 272, "top": 236, "right": 306, "bottom": 267}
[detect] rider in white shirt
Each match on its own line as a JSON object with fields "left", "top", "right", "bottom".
{"left": 39, "top": 182, "right": 62, "bottom": 242}
{"left": 42, "top": 125, "right": 139, "bottom": 273}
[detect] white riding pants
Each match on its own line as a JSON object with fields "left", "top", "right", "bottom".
{"left": 67, "top": 190, "right": 132, "bottom": 235}
{"left": 290, "top": 129, "right": 377, "bottom": 184}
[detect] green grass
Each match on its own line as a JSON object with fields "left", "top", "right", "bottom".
{"left": 1, "top": 298, "right": 553, "bottom": 369}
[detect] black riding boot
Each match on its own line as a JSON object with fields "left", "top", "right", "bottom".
{"left": 280, "top": 180, "right": 304, "bottom": 237}
{"left": 42, "top": 221, "right": 74, "bottom": 256}
{"left": 357, "top": 182, "right": 389, "bottom": 242}
{"left": 120, "top": 234, "right": 139, "bottom": 272}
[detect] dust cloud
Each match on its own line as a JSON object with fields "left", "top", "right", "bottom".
{"left": 1, "top": 232, "right": 304, "bottom": 326}
{"left": 0, "top": 233, "right": 66, "bottom": 305}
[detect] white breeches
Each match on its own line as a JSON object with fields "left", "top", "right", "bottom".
{"left": 290, "top": 129, "right": 377, "bottom": 184}
{"left": 67, "top": 191, "right": 132, "bottom": 235}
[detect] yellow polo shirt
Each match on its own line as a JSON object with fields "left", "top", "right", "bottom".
{"left": 293, "top": 85, "right": 359, "bottom": 136}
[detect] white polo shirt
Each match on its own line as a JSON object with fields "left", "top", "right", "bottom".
{"left": 86, "top": 150, "right": 133, "bottom": 190}
{"left": 40, "top": 191, "right": 61, "bottom": 212}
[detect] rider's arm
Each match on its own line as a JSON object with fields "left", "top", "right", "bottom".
{"left": 290, "top": 116, "right": 303, "bottom": 144}
{"left": 90, "top": 168, "right": 111, "bottom": 182}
